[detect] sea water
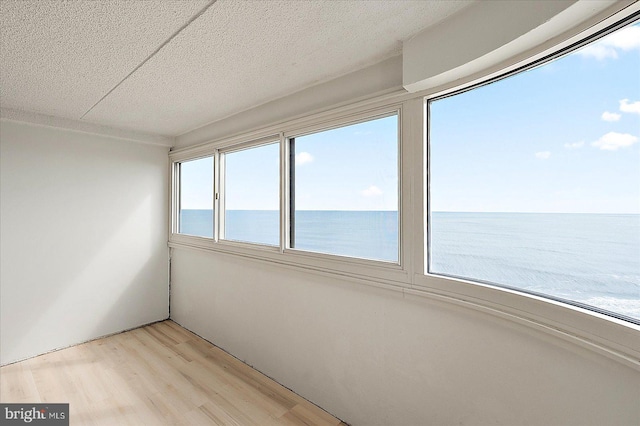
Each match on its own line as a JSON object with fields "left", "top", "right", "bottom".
{"left": 180, "top": 210, "right": 640, "bottom": 321}
{"left": 430, "top": 212, "right": 640, "bottom": 321}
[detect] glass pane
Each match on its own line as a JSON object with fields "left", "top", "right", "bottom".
{"left": 223, "top": 143, "right": 279, "bottom": 246}
{"left": 293, "top": 115, "right": 398, "bottom": 262}
{"left": 429, "top": 22, "right": 640, "bottom": 322}
{"left": 179, "top": 157, "right": 214, "bottom": 238}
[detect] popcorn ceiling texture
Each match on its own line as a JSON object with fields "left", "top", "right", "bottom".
{"left": 1, "top": 0, "right": 472, "bottom": 137}
{"left": 0, "top": 0, "right": 209, "bottom": 126}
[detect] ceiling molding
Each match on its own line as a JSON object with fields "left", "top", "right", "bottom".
{"left": 1, "top": 108, "right": 174, "bottom": 147}
{"left": 176, "top": 55, "right": 405, "bottom": 148}
{"left": 402, "top": 0, "right": 635, "bottom": 93}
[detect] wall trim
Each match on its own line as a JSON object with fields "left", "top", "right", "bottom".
{"left": 0, "top": 317, "right": 169, "bottom": 367}
{"left": 1, "top": 108, "right": 174, "bottom": 147}
{"left": 174, "top": 55, "right": 405, "bottom": 148}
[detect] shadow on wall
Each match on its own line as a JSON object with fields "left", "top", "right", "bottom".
{"left": 0, "top": 121, "right": 168, "bottom": 365}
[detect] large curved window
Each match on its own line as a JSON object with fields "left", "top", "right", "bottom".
{"left": 428, "top": 21, "right": 640, "bottom": 322}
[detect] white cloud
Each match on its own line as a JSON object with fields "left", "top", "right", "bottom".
{"left": 295, "top": 151, "right": 314, "bottom": 166}
{"left": 591, "top": 132, "right": 638, "bottom": 151}
{"left": 619, "top": 99, "right": 640, "bottom": 115}
{"left": 535, "top": 151, "right": 551, "bottom": 159}
{"left": 601, "top": 111, "right": 621, "bottom": 122}
{"left": 605, "top": 25, "right": 640, "bottom": 50}
{"left": 577, "top": 44, "right": 618, "bottom": 60}
{"left": 564, "top": 141, "right": 584, "bottom": 149}
{"left": 575, "top": 25, "right": 640, "bottom": 60}
{"left": 361, "top": 185, "right": 383, "bottom": 197}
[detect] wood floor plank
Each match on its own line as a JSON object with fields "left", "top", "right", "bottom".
{"left": 0, "top": 320, "right": 343, "bottom": 426}
{"left": 283, "top": 403, "right": 342, "bottom": 426}
{"left": 0, "top": 361, "right": 40, "bottom": 403}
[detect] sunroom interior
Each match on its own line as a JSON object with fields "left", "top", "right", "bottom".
{"left": 1, "top": 1, "right": 639, "bottom": 425}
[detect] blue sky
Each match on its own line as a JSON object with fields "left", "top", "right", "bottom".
{"left": 293, "top": 116, "right": 398, "bottom": 211}
{"left": 431, "top": 22, "right": 640, "bottom": 214}
{"left": 180, "top": 156, "right": 213, "bottom": 210}
{"left": 182, "top": 22, "right": 639, "bottom": 214}
{"left": 225, "top": 142, "right": 280, "bottom": 210}
{"left": 180, "top": 116, "right": 398, "bottom": 211}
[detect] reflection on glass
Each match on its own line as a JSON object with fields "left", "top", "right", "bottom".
{"left": 179, "top": 157, "right": 213, "bottom": 238}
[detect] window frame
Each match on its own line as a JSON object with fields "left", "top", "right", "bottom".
{"left": 283, "top": 109, "right": 402, "bottom": 263}
{"left": 169, "top": 105, "right": 410, "bottom": 285}
{"left": 172, "top": 153, "right": 216, "bottom": 241}
{"left": 412, "top": 9, "right": 640, "bottom": 367}
{"left": 218, "top": 137, "right": 281, "bottom": 249}
{"left": 423, "top": 14, "right": 640, "bottom": 327}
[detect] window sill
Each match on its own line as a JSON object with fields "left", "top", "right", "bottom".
{"left": 413, "top": 273, "right": 640, "bottom": 371}
{"left": 168, "top": 234, "right": 409, "bottom": 289}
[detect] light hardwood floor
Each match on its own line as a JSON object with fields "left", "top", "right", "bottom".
{"left": 0, "top": 321, "right": 346, "bottom": 425}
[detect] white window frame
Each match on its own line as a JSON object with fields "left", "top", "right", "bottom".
{"left": 218, "top": 136, "right": 281, "bottom": 250}
{"left": 413, "top": 11, "right": 640, "bottom": 369}
{"left": 171, "top": 153, "right": 216, "bottom": 241}
{"left": 422, "top": 12, "right": 640, "bottom": 325}
{"left": 283, "top": 109, "right": 402, "bottom": 263}
{"left": 169, "top": 104, "right": 411, "bottom": 286}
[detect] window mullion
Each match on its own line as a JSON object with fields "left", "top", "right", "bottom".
{"left": 280, "top": 133, "right": 289, "bottom": 253}
{"left": 175, "top": 162, "right": 181, "bottom": 235}
{"left": 288, "top": 137, "right": 295, "bottom": 250}
{"left": 214, "top": 150, "right": 221, "bottom": 242}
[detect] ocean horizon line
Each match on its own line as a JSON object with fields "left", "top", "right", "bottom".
{"left": 181, "top": 209, "right": 639, "bottom": 215}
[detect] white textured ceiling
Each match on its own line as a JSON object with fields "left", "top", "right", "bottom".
{"left": 1, "top": 0, "right": 473, "bottom": 137}
{"left": 0, "top": 0, "right": 209, "bottom": 123}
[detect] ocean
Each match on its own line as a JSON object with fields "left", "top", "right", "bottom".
{"left": 180, "top": 210, "right": 640, "bottom": 321}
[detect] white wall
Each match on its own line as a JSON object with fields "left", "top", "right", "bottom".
{"left": 0, "top": 120, "right": 169, "bottom": 365}
{"left": 170, "top": 248, "right": 640, "bottom": 426}
{"left": 175, "top": 55, "right": 403, "bottom": 148}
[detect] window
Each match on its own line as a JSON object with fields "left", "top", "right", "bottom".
{"left": 290, "top": 114, "right": 399, "bottom": 262}
{"left": 171, "top": 111, "right": 400, "bottom": 266}
{"left": 428, "top": 21, "right": 640, "bottom": 322}
{"left": 220, "top": 142, "right": 280, "bottom": 246}
{"left": 178, "top": 156, "right": 214, "bottom": 238}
